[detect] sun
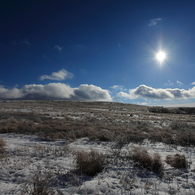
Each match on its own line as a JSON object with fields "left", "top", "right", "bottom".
{"left": 156, "top": 51, "right": 166, "bottom": 62}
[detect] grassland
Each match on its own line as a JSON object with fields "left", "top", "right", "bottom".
{"left": 0, "top": 100, "right": 195, "bottom": 194}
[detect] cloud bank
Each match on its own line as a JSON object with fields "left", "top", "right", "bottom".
{"left": 72, "top": 84, "right": 111, "bottom": 101}
{"left": 118, "top": 85, "right": 195, "bottom": 100}
{"left": 0, "top": 83, "right": 112, "bottom": 101}
{"left": 0, "top": 86, "right": 22, "bottom": 99}
{"left": 40, "top": 69, "right": 73, "bottom": 81}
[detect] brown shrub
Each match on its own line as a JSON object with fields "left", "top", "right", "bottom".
{"left": 170, "top": 120, "right": 189, "bottom": 130}
{"left": 152, "top": 153, "right": 164, "bottom": 174}
{"left": 126, "top": 130, "right": 146, "bottom": 144}
{"left": 131, "top": 147, "right": 152, "bottom": 169}
{"left": 175, "top": 131, "right": 195, "bottom": 147}
{"left": 74, "top": 128, "right": 97, "bottom": 140}
{"left": 75, "top": 150, "right": 104, "bottom": 176}
{"left": 131, "top": 147, "right": 163, "bottom": 174}
{"left": 0, "top": 138, "right": 6, "bottom": 157}
{"left": 92, "top": 131, "right": 112, "bottom": 142}
{"left": 148, "top": 130, "right": 175, "bottom": 145}
{"left": 114, "top": 133, "right": 128, "bottom": 149}
{"left": 21, "top": 172, "right": 55, "bottom": 195}
{"left": 165, "top": 154, "right": 188, "bottom": 169}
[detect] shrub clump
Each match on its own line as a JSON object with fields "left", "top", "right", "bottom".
{"left": 0, "top": 138, "right": 6, "bottom": 157}
{"left": 175, "top": 131, "right": 195, "bottom": 147}
{"left": 21, "top": 172, "right": 55, "bottom": 195}
{"left": 75, "top": 150, "right": 104, "bottom": 176}
{"left": 131, "top": 147, "right": 163, "bottom": 174}
{"left": 127, "top": 132, "right": 145, "bottom": 144}
{"left": 165, "top": 154, "right": 188, "bottom": 169}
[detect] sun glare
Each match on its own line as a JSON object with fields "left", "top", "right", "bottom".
{"left": 156, "top": 51, "right": 166, "bottom": 62}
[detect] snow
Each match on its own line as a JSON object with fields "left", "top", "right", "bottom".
{"left": 1, "top": 133, "right": 195, "bottom": 194}
{"left": 0, "top": 101, "right": 195, "bottom": 194}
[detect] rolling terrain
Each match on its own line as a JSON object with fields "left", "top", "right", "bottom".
{"left": 0, "top": 100, "right": 195, "bottom": 194}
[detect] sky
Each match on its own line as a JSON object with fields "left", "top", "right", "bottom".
{"left": 1, "top": 0, "right": 195, "bottom": 106}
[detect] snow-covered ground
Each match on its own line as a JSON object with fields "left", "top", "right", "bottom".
{"left": 1, "top": 133, "right": 195, "bottom": 195}
{"left": 0, "top": 101, "right": 195, "bottom": 194}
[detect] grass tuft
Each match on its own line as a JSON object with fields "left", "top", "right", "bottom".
{"left": 165, "top": 154, "right": 188, "bottom": 169}
{"left": 75, "top": 150, "right": 104, "bottom": 176}
{"left": 0, "top": 138, "right": 6, "bottom": 157}
{"left": 131, "top": 147, "right": 163, "bottom": 174}
{"left": 21, "top": 171, "right": 55, "bottom": 195}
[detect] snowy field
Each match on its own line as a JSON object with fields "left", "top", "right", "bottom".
{"left": 0, "top": 100, "right": 195, "bottom": 194}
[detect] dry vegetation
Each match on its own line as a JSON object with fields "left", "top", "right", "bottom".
{"left": 131, "top": 147, "right": 163, "bottom": 174}
{"left": 75, "top": 150, "right": 104, "bottom": 176}
{"left": 165, "top": 154, "right": 188, "bottom": 169}
{"left": 0, "top": 100, "right": 194, "bottom": 147}
{"left": 0, "top": 137, "right": 6, "bottom": 157}
{"left": 0, "top": 100, "right": 195, "bottom": 194}
{"left": 21, "top": 171, "right": 55, "bottom": 195}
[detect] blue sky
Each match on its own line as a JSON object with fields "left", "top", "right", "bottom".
{"left": 1, "top": 0, "right": 195, "bottom": 106}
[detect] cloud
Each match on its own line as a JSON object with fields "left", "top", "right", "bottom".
{"left": 177, "top": 80, "right": 183, "bottom": 85}
{"left": 72, "top": 84, "right": 112, "bottom": 101}
{"left": 0, "top": 86, "right": 22, "bottom": 99}
{"left": 111, "top": 85, "right": 125, "bottom": 90}
{"left": 118, "top": 85, "right": 195, "bottom": 100}
{"left": 21, "top": 83, "right": 74, "bottom": 100}
{"left": 54, "top": 45, "right": 63, "bottom": 52}
{"left": 148, "top": 18, "right": 162, "bottom": 26}
{"left": 165, "top": 80, "right": 183, "bottom": 86}
{"left": 0, "top": 83, "right": 112, "bottom": 101}
{"left": 191, "top": 82, "right": 195, "bottom": 85}
{"left": 135, "top": 102, "right": 148, "bottom": 106}
{"left": 40, "top": 69, "right": 73, "bottom": 81}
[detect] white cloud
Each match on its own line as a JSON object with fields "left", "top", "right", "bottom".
{"left": 21, "top": 83, "right": 74, "bottom": 100}
{"left": 177, "top": 80, "right": 183, "bottom": 85}
{"left": 0, "top": 83, "right": 112, "bottom": 101}
{"left": 118, "top": 85, "right": 195, "bottom": 100}
{"left": 135, "top": 102, "right": 148, "bottom": 106}
{"left": 54, "top": 45, "right": 63, "bottom": 52}
{"left": 191, "top": 82, "right": 195, "bottom": 85}
{"left": 72, "top": 84, "right": 112, "bottom": 101}
{"left": 148, "top": 18, "right": 162, "bottom": 26}
{"left": 111, "top": 85, "right": 125, "bottom": 91}
{"left": 40, "top": 69, "right": 73, "bottom": 81}
{"left": 0, "top": 86, "right": 23, "bottom": 99}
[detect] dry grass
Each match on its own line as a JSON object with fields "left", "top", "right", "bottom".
{"left": 0, "top": 100, "right": 195, "bottom": 147}
{"left": 175, "top": 130, "right": 195, "bottom": 147}
{"left": 131, "top": 147, "right": 163, "bottom": 174}
{"left": 149, "top": 129, "right": 176, "bottom": 145}
{"left": 126, "top": 130, "right": 146, "bottom": 144}
{"left": 75, "top": 150, "right": 104, "bottom": 176}
{"left": 165, "top": 154, "right": 188, "bottom": 169}
{"left": 152, "top": 153, "right": 164, "bottom": 174}
{"left": 0, "top": 138, "right": 6, "bottom": 157}
{"left": 21, "top": 171, "right": 55, "bottom": 195}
